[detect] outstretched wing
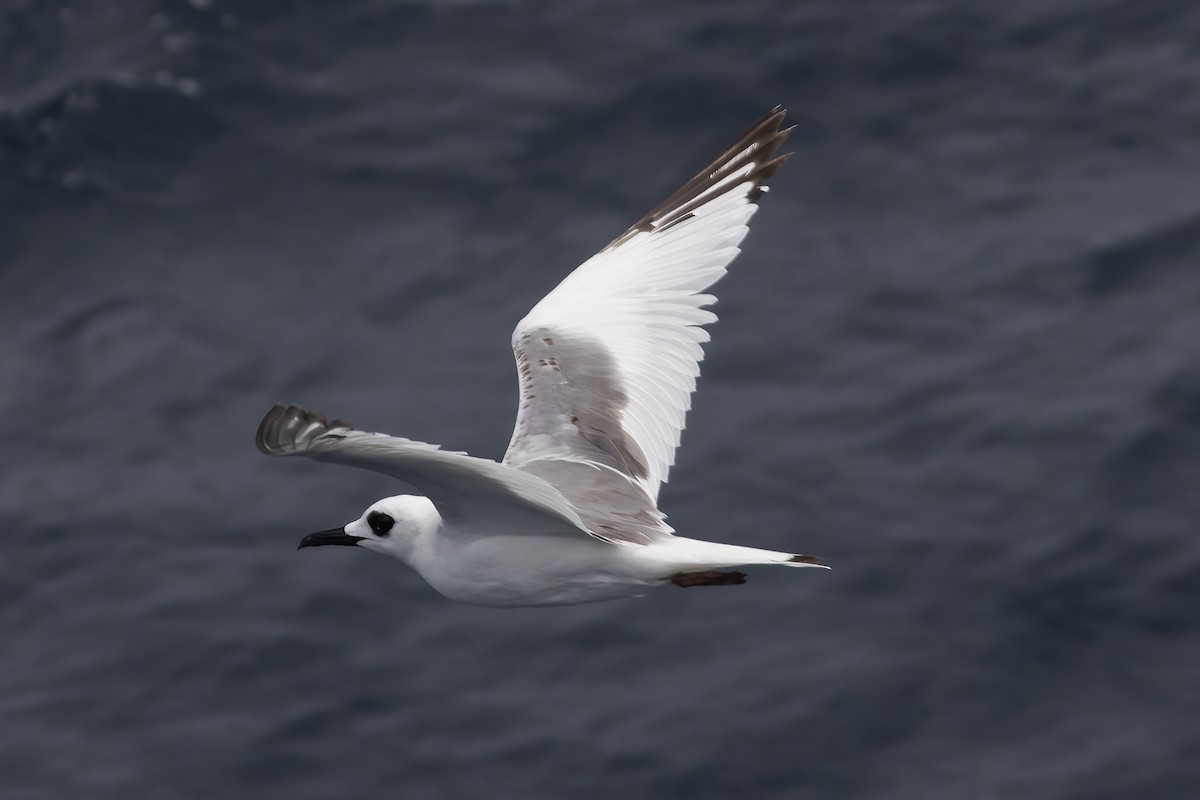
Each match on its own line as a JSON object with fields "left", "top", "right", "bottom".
{"left": 504, "top": 107, "right": 792, "bottom": 506}
{"left": 256, "top": 404, "right": 594, "bottom": 537}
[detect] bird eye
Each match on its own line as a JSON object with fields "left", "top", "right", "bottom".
{"left": 367, "top": 511, "right": 394, "bottom": 537}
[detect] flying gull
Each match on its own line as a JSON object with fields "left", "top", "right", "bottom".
{"left": 256, "top": 106, "right": 827, "bottom": 607}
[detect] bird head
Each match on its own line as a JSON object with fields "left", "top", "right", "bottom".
{"left": 298, "top": 494, "right": 440, "bottom": 562}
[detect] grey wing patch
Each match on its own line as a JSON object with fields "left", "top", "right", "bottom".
{"left": 516, "top": 459, "right": 670, "bottom": 544}
{"left": 505, "top": 327, "right": 649, "bottom": 481}
{"left": 504, "top": 330, "right": 669, "bottom": 544}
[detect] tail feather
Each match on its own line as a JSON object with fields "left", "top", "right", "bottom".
{"left": 655, "top": 537, "right": 829, "bottom": 572}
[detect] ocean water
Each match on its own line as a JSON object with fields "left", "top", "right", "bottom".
{"left": 2, "top": 1, "right": 1199, "bottom": 797}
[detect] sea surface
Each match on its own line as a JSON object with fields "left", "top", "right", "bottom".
{"left": 2, "top": 1, "right": 1199, "bottom": 798}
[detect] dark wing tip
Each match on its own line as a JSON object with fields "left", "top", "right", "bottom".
{"left": 606, "top": 106, "right": 794, "bottom": 250}
{"left": 255, "top": 403, "right": 351, "bottom": 456}
{"left": 789, "top": 554, "right": 826, "bottom": 566}
{"left": 255, "top": 403, "right": 286, "bottom": 454}
{"left": 701, "top": 105, "right": 794, "bottom": 198}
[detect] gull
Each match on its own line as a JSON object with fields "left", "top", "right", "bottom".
{"left": 256, "top": 106, "right": 827, "bottom": 607}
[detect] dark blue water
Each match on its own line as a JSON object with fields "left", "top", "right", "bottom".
{"left": 3, "top": 1, "right": 1199, "bottom": 797}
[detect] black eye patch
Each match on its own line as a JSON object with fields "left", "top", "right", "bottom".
{"left": 367, "top": 511, "right": 395, "bottom": 537}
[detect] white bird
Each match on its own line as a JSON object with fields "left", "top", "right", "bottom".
{"left": 256, "top": 106, "right": 827, "bottom": 607}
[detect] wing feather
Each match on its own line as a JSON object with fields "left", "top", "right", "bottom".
{"left": 504, "top": 107, "right": 792, "bottom": 506}
{"left": 256, "top": 404, "right": 595, "bottom": 537}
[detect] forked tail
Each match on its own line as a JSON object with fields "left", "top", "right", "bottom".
{"left": 652, "top": 537, "right": 830, "bottom": 587}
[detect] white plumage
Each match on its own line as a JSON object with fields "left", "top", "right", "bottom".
{"left": 257, "top": 107, "right": 827, "bottom": 607}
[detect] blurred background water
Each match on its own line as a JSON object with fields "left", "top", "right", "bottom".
{"left": 2, "top": 1, "right": 1200, "bottom": 797}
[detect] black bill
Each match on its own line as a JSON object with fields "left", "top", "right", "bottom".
{"left": 297, "top": 527, "right": 362, "bottom": 549}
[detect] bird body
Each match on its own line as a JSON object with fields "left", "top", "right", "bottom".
{"left": 257, "top": 107, "right": 828, "bottom": 607}
{"left": 311, "top": 494, "right": 820, "bottom": 607}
